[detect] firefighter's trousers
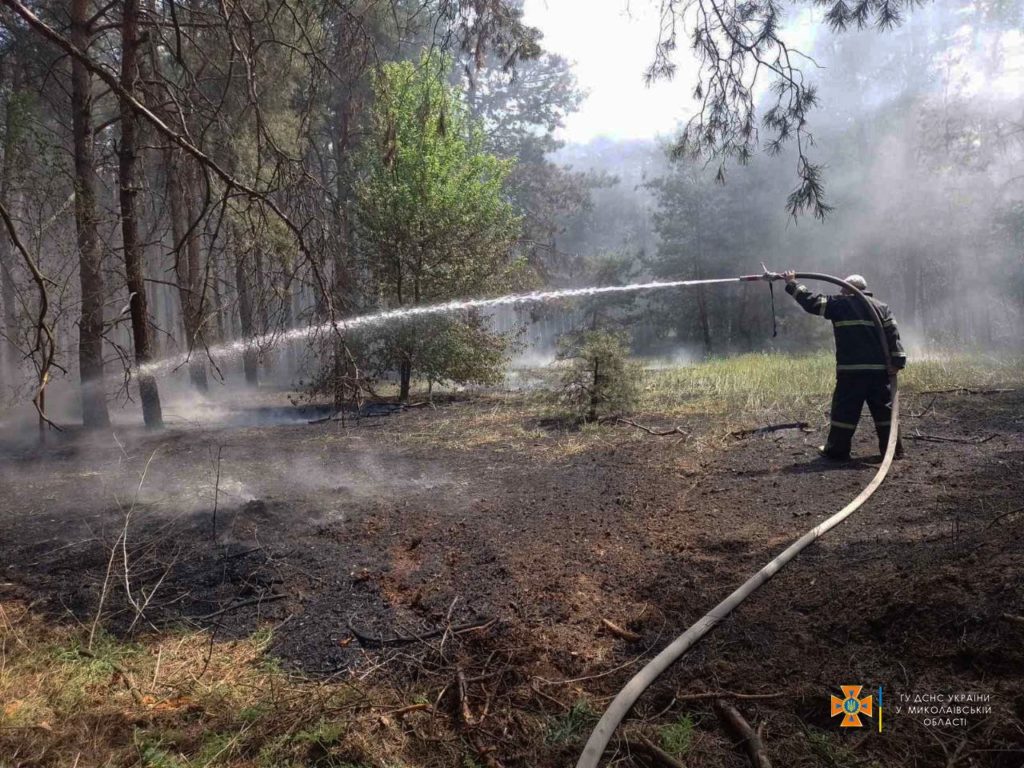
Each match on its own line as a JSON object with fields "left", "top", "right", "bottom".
{"left": 825, "top": 372, "right": 903, "bottom": 458}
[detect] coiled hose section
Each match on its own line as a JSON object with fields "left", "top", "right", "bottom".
{"left": 576, "top": 273, "right": 900, "bottom": 768}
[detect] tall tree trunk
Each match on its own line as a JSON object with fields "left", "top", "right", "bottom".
{"left": 0, "top": 238, "right": 16, "bottom": 387}
{"left": 232, "top": 224, "right": 258, "bottom": 386}
{"left": 167, "top": 152, "right": 208, "bottom": 391}
{"left": 693, "top": 203, "right": 712, "bottom": 357}
{"left": 119, "top": 0, "right": 162, "bottom": 427}
{"left": 0, "top": 65, "right": 22, "bottom": 390}
{"left": 399, "top": 358, "right": 411, "bottom": 403}
{"left": 211, "top": 246, "right": 226, "bottom": 341}
{"left": 149, "top": 5, "right": 208, "bottom": 395}
{"left": 329, "top": 84, "right": 354, "bottom": 403}
{"left": 252, "top": 244, "right": 271, "bottom": 375}
{"left": 588, "top": 357, "right": 600, "bottom": 422}
{"left": 696, "top": 285, "right": 712, "bottom": 356}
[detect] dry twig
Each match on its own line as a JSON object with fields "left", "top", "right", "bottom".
{"left": 346, "top": 616, "right": 495, "bottom": 648}
{"left": 194, "top": 593, "right": 287, "bottom": 621}
{"left": 729, "top": 421, "right": 810, "bottom": 439}
{"left": 906, "top": 433, "right": 998, "bottom": 445}
{"left": 920, "top": 388, "right": 1015, "bottom": 395}
{"left": 623, "top": 736, "right": 688, "bottom": 768}
{"left": 600, "top": 618, "right": 641, "bottom": 642}
{"left": 715, "top": 699, "right": 772, "bottom": 768}
{"left": 601, "top": 416, "right": 688, "bottom": 437}
{"left": 677, "top": 690, "right": 785, "bottom": 703}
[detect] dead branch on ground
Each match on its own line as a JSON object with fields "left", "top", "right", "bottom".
{"left": 905, "top": 433, "right": 998, "bottom": 445}
{"left": 387, "top": 702, "right": 431, "bottom": 718}
{"left": 909, "top": 396, "right": 937, "bottom": 418}
{"left": 347, "top": 616, "right": 496, "bottom": 648}
{"left": 986, "top": 506, "right": 1024, "bottom": 529}
{"left": 78, "top": 648, "right": 144, "bottom": 706}
{"left": 601, "top": 416, "right": 688, "bottom": 437}
{"left": 623, "top": 736, "right": 688, "bottom": 768}
{"left": 920, "top": 388, "right": 1015, "bottom": 395}
{"left": 455, "top": 668, "right": 475, "bottom": 727}
{"left": 715, "top": 699, "right": 772, "bottom": 768}
{"left": 194, "top": 593, "right": 287, "bottom": 621}
{"left": 729, "top": 422, "right": 810, "bottom": 439}
{"left": 600, "top": 618, "right": 641, "bottom": 642}
{"left": 677, "top": 690, "right": 785, "bottom": 703}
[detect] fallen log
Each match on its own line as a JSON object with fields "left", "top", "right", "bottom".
{"left": 729, "top": 422, "right": 810, "bottom": 439}
{"left": 714, "top": 699, "right": 772, "bottom": 768}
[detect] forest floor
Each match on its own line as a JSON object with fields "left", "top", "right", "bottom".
{"left": 1, "top": 355, "right": 1023, "bottom": 768}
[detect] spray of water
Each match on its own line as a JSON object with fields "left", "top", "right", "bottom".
{"left": 139, "top": 277, "right": 742, "bottom": 377}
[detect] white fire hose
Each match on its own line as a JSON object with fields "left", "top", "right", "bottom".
{"left": 577, "top": 272, "right": 900, "bottom": 767}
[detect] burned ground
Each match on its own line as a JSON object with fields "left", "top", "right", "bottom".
{"left": 1, "top": 389, "right": 1022, "bottom": 766}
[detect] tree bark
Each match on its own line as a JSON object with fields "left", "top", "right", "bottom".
{"left": 0, "top": 228, "right": 17, "bottom": 386}
{"left": 149, "top": 4, "right": 208, "bottom": 394}
{"left": 0, "top": 64, "right": 22, "bottom": 390}
{"left": 232, "top": 224, "right": 258, "bottom": 386}
{"left": 167, "top": 152, "right": 208, "bottom": 391}
{"left": 399, "top": 358, "right": 411, "bottom": 402}
{"left": 588, "top": 356, "right": 600, "bottom": 422}
{"left": 119, "top": 0, "right": 162, "bottom": 427}
{"left": 69, "top": 2, "right": 111, "bottom": 427}
{"left": 696, "top": 284, "right": 712, "bottom": 356}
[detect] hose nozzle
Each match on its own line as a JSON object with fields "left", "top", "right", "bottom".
{"left": 738, "top": 263, "right": 782, "bottom": 282}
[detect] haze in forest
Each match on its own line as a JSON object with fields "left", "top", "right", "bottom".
{"left": 0, "top": 0, "right": 1021, "bottom": 431}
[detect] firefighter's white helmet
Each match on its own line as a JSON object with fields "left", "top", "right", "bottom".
{"left": 844, "top": 274, "right": 868, "bottom": 291}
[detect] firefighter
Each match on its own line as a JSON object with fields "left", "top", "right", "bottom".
{"left": 782, "top": 271, "right": 906, "bottom": 461}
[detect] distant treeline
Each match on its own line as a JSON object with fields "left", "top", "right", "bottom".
{"left": 0, "top": 0, "right": 1020, "bottom": 430}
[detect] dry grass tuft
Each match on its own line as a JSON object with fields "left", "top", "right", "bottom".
{"left": 0, "top": 602, "right": 390, "bottom": 767}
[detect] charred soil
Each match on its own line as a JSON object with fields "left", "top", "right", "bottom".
{"left": 1, "top": 389, "right": 1022, "bottom": 767}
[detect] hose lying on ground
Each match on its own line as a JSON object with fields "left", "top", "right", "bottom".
{"left": 576, "top": 272, "right": 900, "bottom": 768}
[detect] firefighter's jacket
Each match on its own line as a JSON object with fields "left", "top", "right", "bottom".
{"left": 785, "top": 282, "right": 907, "bottom": 372}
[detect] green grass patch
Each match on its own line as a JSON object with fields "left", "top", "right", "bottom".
{"left": 659, "top": 713, "right": 695, "bottom": 757}
{"left": 638, "top": 351, "right": 1024, "bottom": 418}
{"left": 546, "top": 700, "right": 597, "bottom": 745}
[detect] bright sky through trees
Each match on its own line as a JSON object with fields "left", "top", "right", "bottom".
{"left": 521, "top": 0, "right": 695, "bottom": 141}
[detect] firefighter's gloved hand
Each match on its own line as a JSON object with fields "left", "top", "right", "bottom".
{"left": 888, "top": 355, "right": 907, "bottom": 375}
{"left": 782, "top": 270, "right": 797, "bottom": 284}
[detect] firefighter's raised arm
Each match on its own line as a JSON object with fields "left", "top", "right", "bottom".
{"left": 881, "top": 305, "right": 908, "bottom": 372}
{"left": 782, "top": 270, "right": 829, "bottom": 317}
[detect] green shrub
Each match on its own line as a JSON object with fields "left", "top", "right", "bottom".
{"left": 558, "top": 330, "right": 640, "bottom": 421}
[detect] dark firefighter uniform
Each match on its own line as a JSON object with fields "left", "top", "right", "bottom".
{"left": 786, "top": 280, "right": 907, "bottom": 459}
